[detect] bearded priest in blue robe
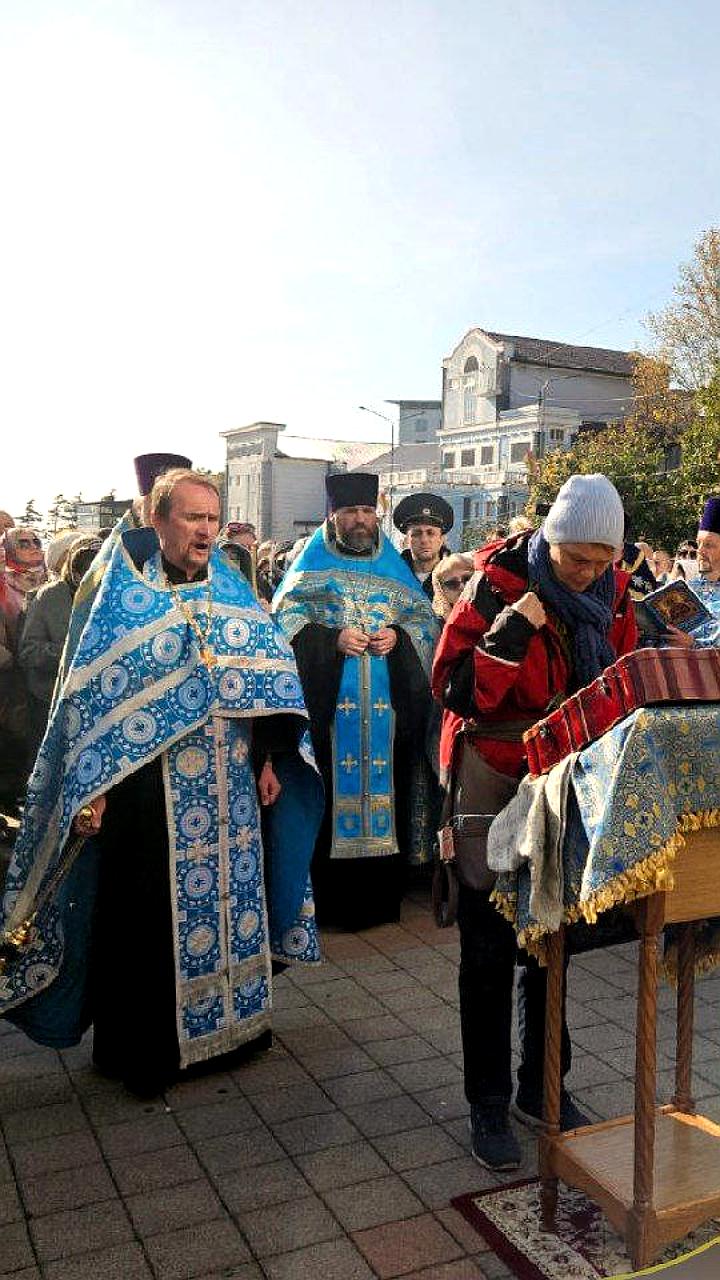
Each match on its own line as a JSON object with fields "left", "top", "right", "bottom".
{"left": 0, "top": 469, "right": 323, "bottom": 1096}
{"left": 273, "top": 472, "right": 440, "bottom": 931}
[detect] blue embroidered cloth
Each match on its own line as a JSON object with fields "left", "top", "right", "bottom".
{"left": 273, "top": 524, "right": 438, "bottom": 861}
{"left": 1, "top": 535, "right": 323, "bottom": 1061}
{"left": 496, "top": 704, "right": 720, "bottom": 945}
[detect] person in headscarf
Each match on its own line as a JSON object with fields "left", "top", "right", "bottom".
{"left": 45, "top": 529, "right": 83, "bottom": 580}
{"left": 432, "top": 474, "right": 637, "bottom": 1173}
{"left": 0, "top": 527, "right": 47, "bottom": 637}
{"left": 19, "top": 536, "right": 102, "bottom": 757}
{"left": 430, "top": 553, "right": 474, "bottom": 622}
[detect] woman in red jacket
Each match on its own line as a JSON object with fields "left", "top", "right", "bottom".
{"left": 432, "top": 474, "right": 638, "bottom": 1172}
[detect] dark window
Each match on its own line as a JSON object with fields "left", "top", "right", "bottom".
{"left": 509, "top": 442, "right": 528, "bottom": 464}
{"left": 461, "top": 448, "right": 475, "bottom": 467}
{"left": 443, "top": 451, "right": 456, "bottom": 469}
{"left": 464, "top": 356, "right": 479, "bottom": 373}
{"left": 480, "top": 445, "right": 494, "bottom": 465}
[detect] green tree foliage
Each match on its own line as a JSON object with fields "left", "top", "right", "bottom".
{"left": 527, "top": 367, "right": 720, "bottom": 550}
{"left": 646, "top": 228, "right": 720, "bottom": 391}
{"left": 19, "top": 499, "right": 43, "bottom": 528}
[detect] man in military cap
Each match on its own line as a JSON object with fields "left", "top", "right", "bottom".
{"left": 394, "top": 492, "right": 454, "bottom": 601}
{"left": 273, "top": 472, "right": 440, "bottom": 929}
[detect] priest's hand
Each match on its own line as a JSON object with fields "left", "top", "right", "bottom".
{"left": 664, "top": 625, "right": 695, "bottom": 649}
{"left": 368, "top": 627, "right": 398, "bottom": 656}
{"left": 337, "top": 627, "right": 370, "bottom": 655}
{"left": 73, "top": 794, "right": 107, "bottom": 836}
{"left": 258, "top": 760, "right": 282, "bottom": 806}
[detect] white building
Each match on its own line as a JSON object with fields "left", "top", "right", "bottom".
{"left": 221, "top": 422, "right": 385, "bottom": 541}
{"left": 440, "top": 329, "right": 634, "bottom": 524}
{"left": 386, "top": 399, "right": 442, "bottom": 445}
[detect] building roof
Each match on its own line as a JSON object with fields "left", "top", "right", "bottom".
{"left": 484, "top": 331, "right": 634, "bottom": 376}
{"left": 276, "top": 437, "right": 387, "bottom": 466}
{"left": 385, "top": 399, "right": 441, "bottom": 409}
{"left": 352, "top": 442, "right": 439, "bottom": 474}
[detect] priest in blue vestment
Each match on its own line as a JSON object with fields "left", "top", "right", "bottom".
{"left": 273, "top": 472, "right": 440, "bottom": 930}
{"left": 0, "top": 469, "right": 323, "bottom": 1096}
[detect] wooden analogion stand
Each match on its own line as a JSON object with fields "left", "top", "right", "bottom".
{"left": 540, "top": 828, "right": 720, "bottom": 1272}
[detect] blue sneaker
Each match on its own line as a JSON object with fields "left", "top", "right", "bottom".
{"left": 512, "top": 1090, "right": 590, "bottom": 1133}
{"left": 470, "top": 1103, "right": 521, "bottom": 1171}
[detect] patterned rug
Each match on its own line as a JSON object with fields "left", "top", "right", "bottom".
{"left": 451, "top": 1179, "right": 720, "bottom": 1278}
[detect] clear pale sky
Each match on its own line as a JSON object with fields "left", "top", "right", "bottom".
{"left": 1, "top": 0, "right": 719, "bottom": 518}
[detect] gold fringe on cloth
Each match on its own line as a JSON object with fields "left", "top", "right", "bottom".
{"left": 493, "top": 808, "right": 720, "bottom": 968}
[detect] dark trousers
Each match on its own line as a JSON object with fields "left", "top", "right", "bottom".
{"left": 457, "top": 883, "right": 571, "bottom": 1106}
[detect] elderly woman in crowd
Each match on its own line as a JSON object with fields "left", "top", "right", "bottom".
{"left": 19, "top": 535, "right": 101, "bottom": 757}
{"left": 431, "top": 553, "right": 474, "bottom": 622}
{"left": 0, "top": 528, "right": 47, "bottom": 814}
{"left": 432, "top": 474, "right": 638, "bottom": 1172}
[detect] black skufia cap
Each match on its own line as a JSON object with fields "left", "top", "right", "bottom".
{"left": 325, "top": 472, "right": 379, "bottom": 512}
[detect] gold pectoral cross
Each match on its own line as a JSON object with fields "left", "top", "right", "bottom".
{"left": 201, "top": 647, "right": 217, "bottom": 668}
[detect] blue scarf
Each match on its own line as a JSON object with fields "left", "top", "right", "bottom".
{"left": 527, "top": 529, "right": 617, "bottom": 691}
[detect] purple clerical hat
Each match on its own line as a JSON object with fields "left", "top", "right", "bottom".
{"left": 700, "top": 496, "right": 720, "bottom": 535}
{"left": 133, "top": 453, "right": 192, "bottom": 496}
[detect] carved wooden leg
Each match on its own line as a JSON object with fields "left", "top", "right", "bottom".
{"left": 673, "top": 922, "right": 696, "bottom": 1114}
{"left": 628, "top": 894, "right": 663, "bottom": 1271}
{"left": 540, "top": 926, "right": 564, "bottom": 1232}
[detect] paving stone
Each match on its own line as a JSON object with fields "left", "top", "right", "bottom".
{"left": 125, "top": 1176, "right": 225, "bottom": 1236}
{"left": 401, "top": 1262, "right": 487, "bottom": 1279}
{"left": 416, "top": 1082, "right": 470, "bottom": 1123}
{"left": 352, "top": 1211, "right": 463, "bottom": 1277}
{"left": 346, "top": 1094, "right": 433, "bottom": 1137}
{"left": 288, "top": 961, "right": 348, "bottom": 986}
{"left": 273, "top": 1005, "right": 333, "bottom": 1032}
{"left": 0, "top": 1178, "right": 22, "bottom": 1225}
{"left": 196, "top": 1126, "right": 285, "bottom": 1176}
{"left": 235, "top": 1193, "right": 342, "bottom": 1257}
{"left": 373, "top": 1126, "right": 465, "bottom": 1172}
{"left": 0, "top": 1075, "right": 74, "bottom": 1116}
{"left": 435, "top": 1205, "right": 492, "bottom": 1253}
{"left": 381, "top": 986, "right": 446, "bottom": 1013}
{"left": 232, "top": 1054, "right": 314, "bottom": 1095}
{"left": 571, "top": 1022, "right": 630, "bottom": 1053}
{"left": 366, "top": 1036, "right": 439, "bottom": 1067}
{"left": 324, "top": 1174, "right": 425, "bottom": 1230}
{"left": 298, "top": 1046, "right": 378, "bottom": 1080}
{"left": 389, "top": 1057, "right": 463, "bottom": 1092}
{"left": 272, "top": 984, "right": 313, "bottom": 1010}
{"left": 272, "top": 1111, "right": 360, "bottom": 1154}
{"left": 277, "top": 1024, "right": 354, "bottom": 1055}
{"left": 250, "top": 1082, "right": 336, "bottom": 1123}
{"left": 191, "top": 1268, "right": 263, "bottom": 1280}
{"left": 2, "top": 1100, "right": 88, "bottom": 1144}
{"left": 323, "top": 1068, "right": 403, "bottom": 1107}
{"left": 175, "top": 1096, "right": 259, "bottom": 1140}
{"left": 566, "top": 1053, "right": 624, "bottom": 1089}
{"left": 341, "top": 1014, "right": 410, "bottom": 1043}
{"left": 216, "top": 1158, "right": 312, "bottom": 1213}
{"left": 297, "top": 1139, "right": 391, "bottom": 1191}
{"left": 143, "top": 1218, "right": 251, "bottom": 1279}
{"left": 356, "top": 969, "right": 425, "bottom": 994}
{"left": 30, "top": 1199, "right": 134, "bottom": 1262}
{"left": 163, "top": 1073, "right": 239, "bottom": 1109}
{"left": 303, "top": 977, "right": 368, "bottom": 1006}
{"left": 402, "top": 1156, "right": 491, "bottom": 1208}
{"left": 0, "top": 1048, "right": 65, "bottom": 1083}
{"left": 19, "top": 1159, "right": 116, "bottom": 1218}
{"left": 83, "top": 1092, "right": 166, "bottom": 1126}
{"left": 110, "top": 1143, "right": 204, "bottom": 1194}
{"left": 42, "top": 1241, "right": 154, "bottom": 1279}
{"left": 0, "top": 1220, "right": 35, "bottom": 1272}
{"left": 11, "top": 1130, "right": 102, "bottom": 1181}
{"left": 97, "top": 1112, "right": 185, "bottom": 1160}
{"left": 262, "top": 1237, "right": 376, "bottom": 1279}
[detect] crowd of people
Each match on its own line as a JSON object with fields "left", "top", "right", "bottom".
{"left": 2, "top": 456, "right": 720, "bottom": 1169}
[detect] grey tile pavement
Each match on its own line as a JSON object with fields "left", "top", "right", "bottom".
{"left": 2, "top": 893, "right": 720, "bottom": 1278}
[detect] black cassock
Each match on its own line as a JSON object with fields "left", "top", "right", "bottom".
{"left": 292, "top": 623, "right": 438, "bottom": 931}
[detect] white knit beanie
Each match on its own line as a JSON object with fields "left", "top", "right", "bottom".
{"left": 543, "top": 474, "right": 624, "bottom": 551}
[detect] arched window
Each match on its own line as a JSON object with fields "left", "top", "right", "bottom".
{"left": 464, "top": 356, "right": 479, "bottom": 373}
